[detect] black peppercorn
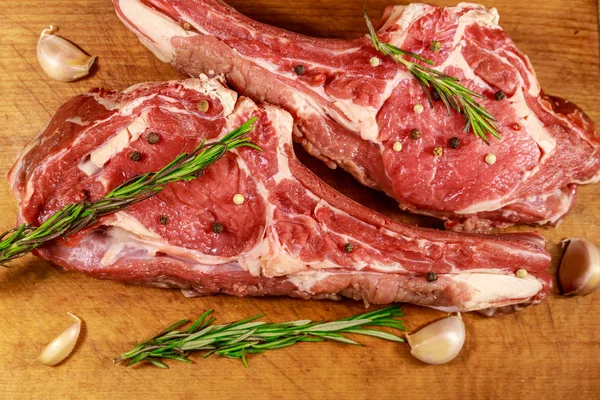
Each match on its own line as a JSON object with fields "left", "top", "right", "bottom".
{"left": 426, "top": 271, "right": 438, "bottom": 282}
{"left": 294, "top": 65, "right": 306, "bottom": 75}
{"left": 494, "top": 90, "right": 506, "bottom": 101}
{"left": 146, "top": 132, "right": 160, "bottom": 145}
{"left": 448, "top": 137, "right": 461, "bottom": 149}
{"left": 344, "top": 243, "right": 354, "bottom": 253}
{"left": 212, "top": 222, "right": 224, "bottom": 234}
{"left": 80, "top": 189, "right": 89, "bottom": 200}
{"left": 431, "top": 90, "right": 440, "bottom": 102}
{"left": 159, "top": 215, "right": 169, "bottom": 225}
{"left": 130, "top": 151, "right": 142, "bottom": 162}
{"left": 410, "top": 129, "right": 422, "bottom": 140}
{"left": 193, "top": 169, "right": 205, "bottom": 178}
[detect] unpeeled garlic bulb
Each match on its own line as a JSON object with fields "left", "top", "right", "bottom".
{"left": 38, "top": 312, "right": 82, "bottom": 366}
{"left": 407, "top": 314, "right": 465, "bottom": 365}
{"left": 37, "top": 26, "right": 96, "bottom": 82}
{"left": 558, "top": 238, "right": 600, "bottom": 296}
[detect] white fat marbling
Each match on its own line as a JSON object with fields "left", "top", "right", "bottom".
{"left": 116, "top": 0, "right": 197, "bottom": 63}
{"left": 449, "top": 271, "right": 542, "bottom": 309}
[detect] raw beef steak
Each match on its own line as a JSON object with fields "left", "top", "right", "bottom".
{"left": 8, "top": 77, "right": 551, "bottom": 313}
{"left": 113, "top": 0, "right": 600, "bottom": 231}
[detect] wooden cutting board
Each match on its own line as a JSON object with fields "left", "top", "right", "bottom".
{"left": 0, "top": 0, "right": 599, "bottom": 398}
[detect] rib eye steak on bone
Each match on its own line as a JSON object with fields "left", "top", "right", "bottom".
{"left": 8, "top": 77, "right": 551, "bottom": 313}
{"left": 114, "top": 0, "right": 600, "bottom": 232}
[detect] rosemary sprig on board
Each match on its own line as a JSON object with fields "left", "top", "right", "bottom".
{"left": 0, "top": 117, "right": 259, "bottom": 265}
{"left": 114, "top": 306, "right": 406, "bottom": 368}
{"left": 363, "top": 9, "right": 501, "bottom": 144}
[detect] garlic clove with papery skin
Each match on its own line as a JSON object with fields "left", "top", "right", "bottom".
{"left": 558, "top": 238, "right": 600, "bottom": 296}
{"left": 38, "top": 312, "right": 82, "bottom": 366}
{"left": 37, "top": 26, "right": 96, "bottom": 82}
{"left": 407, "top": 314, "right": 465, "bottom": 365}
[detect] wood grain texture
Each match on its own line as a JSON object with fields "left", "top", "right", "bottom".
{"left": 0, "top": 1, "right": 599, "bottom": 399}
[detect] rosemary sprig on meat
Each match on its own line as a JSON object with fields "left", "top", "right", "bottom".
{"left": 0, "top": 117, "right": 259, "bottom": 265}
{"left": 114, "top": 306, "right": 406, "bottom": 368}
{"left": 363, "top": 9, "right": 501, "bottom": 144}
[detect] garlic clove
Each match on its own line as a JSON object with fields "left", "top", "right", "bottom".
{"left": 38, "top": 312, "right": 82, "bottom": 366}
{"left": 407, "top": 314, "right": 465, "bottom": 365}
{"left": 558, "top": 238, "right": 600, "bottom": 296}
{"left": 37, "top": 26, "right": 96, "bottom": 82}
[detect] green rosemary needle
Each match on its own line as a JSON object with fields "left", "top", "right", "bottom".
{"left": 363, "top": 9, "right": 501, "bottom": 144}
{"left": 114, "top": 306, "right": 406, "bottom": 368}
{"left": 0, "top": 117, "right": 259, "bottom": 265}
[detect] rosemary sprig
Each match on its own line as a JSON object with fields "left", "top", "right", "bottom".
{"left": 0, "top": 118, "right": 259, "bottom": 265}
{"left": 114, "top": 306, "right": 406, "bottom": 368}
{"left": 363, "top": 9, "right": 501, "bottom": 144}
